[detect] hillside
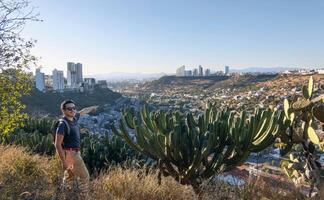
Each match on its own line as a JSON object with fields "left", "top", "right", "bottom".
{"left": 133, "top": 74, "right": 278, "bottom": 94}
{"left": 22, "top": 87, "right": 122, "bottom": 116}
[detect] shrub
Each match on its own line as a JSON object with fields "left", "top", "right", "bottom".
{"left": 91, "top": 167, "right": 196, "bottom": 200}
{"left": 0, "top": 145, "right": 58, "bottom": 200}
{"left": 201, "top": 177, "right": 307, "bottom": 200}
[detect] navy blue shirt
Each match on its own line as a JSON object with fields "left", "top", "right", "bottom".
{"left": 56, "top": 112, "right": 81, "bottom": 148}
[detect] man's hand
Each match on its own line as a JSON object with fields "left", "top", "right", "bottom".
{"left": 62, "top": 160, "right": 69, "bottom": 170}
{"left": 79, "top": 105, "right": 99, "bottom": 116}
{"left": 89, "top": 105, "right": 99, "bottom": 112}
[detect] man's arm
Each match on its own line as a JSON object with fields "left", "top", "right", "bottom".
{"left": 55, "top": 134, "right": 68, "bottom": 170}
{"left": 79, "top": 105, "right": 98, "bottom": 116}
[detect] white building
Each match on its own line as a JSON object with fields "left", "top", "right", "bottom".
{"left": 52, "top": 69, "right": 64, "bottom": 91}
{"left": 176, "top": 65, "right": 186, "bottom": 77}
{"left": 35, "top": 68, "right": 45, "bottom": 91}
{"left": 317, "top": 69, "right": 324, "bottom": 74}
{"left": 225, "top": 66, "right": 230, "bottom": 75}
{"left": 67, "top": 62, "right": 83, "bottom": 88}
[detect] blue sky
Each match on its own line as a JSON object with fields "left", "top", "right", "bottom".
{"left": 23, "top": 0, "right": 324, "bottom": 75}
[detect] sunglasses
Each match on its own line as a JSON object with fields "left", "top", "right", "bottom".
{"left": 65, "top": 107, "right": 76, "bottom": 111}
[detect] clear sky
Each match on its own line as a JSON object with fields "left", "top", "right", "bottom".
{"left": 23, "top": 0, "right": 324, "bottom": 75}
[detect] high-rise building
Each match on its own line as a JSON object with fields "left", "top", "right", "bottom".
{"left": 52, "top": 69, "right": 64, "bottom": 91}
{"left": 193, "top": 69, "right": 198, "bottom": 76}
{"left": 198, "top": 65, "right": 203, "bottom": 76}
{"left": 75, "top": 63, "right": 83, "bottom": 83}
{"left": 176, "top": 65, "right": 186, "bottom": 77}
{"left": 35, "top": 68, "right": 45, "bottom": 91}
{"left": 225, "top": 66, "right": 230, "bottom": 75}
{"left": 205, "top": 69, "right": 211, "bottom": 76}
{"left": 67, "top": 62, "right": 83, "bottom": 88}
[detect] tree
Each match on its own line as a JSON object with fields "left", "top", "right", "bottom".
{"left": 0, "top": 0, "right": 39, "bottom": 138}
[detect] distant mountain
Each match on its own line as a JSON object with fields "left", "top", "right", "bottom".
{"left": 229, "top": 67, "right": 301, "bottom": 73}
{"left": 85, "top": 72, "right": 168, "bottom": 81}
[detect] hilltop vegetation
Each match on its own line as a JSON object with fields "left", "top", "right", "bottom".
{"left": 141, "top": 74, "right": 277, "bottom": 92}
{"left": 0, "top": 145, "right": 306, "bottom": 200}
{"left": 21, "top": 87, "right": 122, "bottom": 116}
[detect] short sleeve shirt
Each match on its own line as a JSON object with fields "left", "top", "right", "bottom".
{"left": 56, "top": 112, "right": 81, "bottom": 148}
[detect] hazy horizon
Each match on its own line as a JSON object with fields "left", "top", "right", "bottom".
{"left": 23, "top": 0, "right": 324, "bottom": 75}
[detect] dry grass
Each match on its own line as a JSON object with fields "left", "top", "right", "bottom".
{"left": 90, "top": 167, "right": 197, "bottom": 200}
{"left": 200, "top": 176, "right": 310, "bottom": 200}
{"left": 0, "top": 145, "right": 197, "bottom": 200}
{"left": 0, "top": 145, "right": 318, "bottom": 200}
{"left": 0, "top": 145, "right": 61, "bottom": 199}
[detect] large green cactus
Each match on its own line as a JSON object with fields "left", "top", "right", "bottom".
{"left": 279, "top": 76, "right": 324, "bottom": 197}
{"left": 112, "top": 104, "right": 286, "bottom": 192}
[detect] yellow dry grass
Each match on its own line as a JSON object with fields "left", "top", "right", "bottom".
{"left": 0, "top": 145, "right": 314, "bottom": 200}
{"left": 91, "top": 167, "right": 197, "bottom": 200}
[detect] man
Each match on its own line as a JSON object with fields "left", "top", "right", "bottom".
{"left": 55, "top": 99, "right": 98, "bottom": 199}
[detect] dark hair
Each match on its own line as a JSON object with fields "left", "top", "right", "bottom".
{"left": 60, "top": 100, "right": 76, "bottom": 110}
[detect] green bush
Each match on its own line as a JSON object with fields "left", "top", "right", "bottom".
{"left": 81, "top": 131, "right": 144, "bottom": 174}
{"left": 1, "top": 117, "right": 143, "bottom": 174}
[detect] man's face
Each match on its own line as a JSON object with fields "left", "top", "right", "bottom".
{"left": 62, "top": 103, "right": 76, "bottom": 117}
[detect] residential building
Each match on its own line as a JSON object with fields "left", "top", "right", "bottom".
{"left": 75, "top": 63, "right": 83, "bottom": 83}
{"left": 185, "top": 70, "right": 192, "bottom": 77}
{"left": 97, "top": 80, "right": 108, "bottom": 88}
{"left": 205, "top": 69, "right": 211, "bottom": 76}
{"left": 198, "top": 65, "right": 203, "bottom": 76}
{"left": 84, "top": 78, "right": 96, "bottom": 90}
{"left": 67, "top": 62, "right": 83, "bottom": 88}
{"left": 52, "top": 69, "right": 64, "bottom": 91}
{"left": 225, "top": 66, "right": 230, "bottom": 75}
{"left": 176, "top": 65, "right": 186, "bottom": 77}
{"left": 84, "top": 78, "right": 96, "bottom": 85}
{"left": 35, "top": 68, "right": 45, "bottom": 91}
{"left": 193, "top": 69, "right": 198, "bottom": 76}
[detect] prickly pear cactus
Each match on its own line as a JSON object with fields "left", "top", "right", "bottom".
{"left": 112, "top": 103, "right": 286, "bottom": 193}
{"left": 279, "top": 76, "right": 324, "bottom": 197}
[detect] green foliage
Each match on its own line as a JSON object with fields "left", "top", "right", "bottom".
{"left": 1, "top": 116, "right": 141, "bottom": 173}
{"left": 0, "top": 0, "right": 39, "bottom": 139}
{"left": 1, "top": 117, "right": 55, "bottom": 154}
{"left": 279, "top": 76, "right": 324, "bottom": 197}
{"left": 112, "top": 104, "right": 286, "bottom": 191}
{"left": 21, "top": 116, "right": 53, "bottom": 135}
{"left": 0, "top": 69, "right": 33, "bottom": 138}
{"left": 4, "top": 129, "right": 55, "bottom": 155}
{"left": 280, "top": 76, "right": 324, "bottom": 148}
{"left": 81, "top": 130, "right": 142, "bottom": 174}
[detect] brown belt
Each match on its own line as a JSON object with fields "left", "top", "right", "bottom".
{"left": 63, "top": 147, "right": 80, "bottom": 152}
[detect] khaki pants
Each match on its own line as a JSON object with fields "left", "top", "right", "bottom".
{"left": 62, "top": 150, "right": 90, "bottom": 198}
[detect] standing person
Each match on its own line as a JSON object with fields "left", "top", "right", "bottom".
{"left": 55, "top": 99, "right": 98, "bottom": 199}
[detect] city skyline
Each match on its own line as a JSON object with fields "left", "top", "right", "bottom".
{"left": 23, "top": 0, "right": 324, "bottom": 75}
